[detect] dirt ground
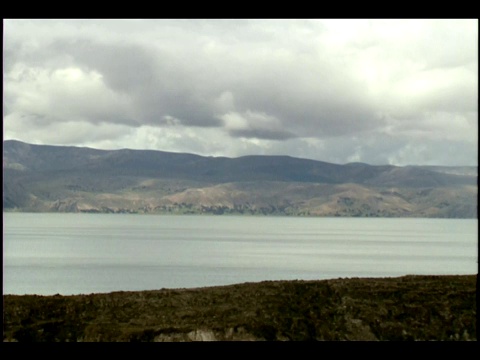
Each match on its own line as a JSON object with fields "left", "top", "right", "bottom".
{"left": 2, "top": 275, "right": 477, "bottom": 341}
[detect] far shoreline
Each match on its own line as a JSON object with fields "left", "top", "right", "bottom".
{"left": 3, "top": 209, "right": 477, "bottom": 220}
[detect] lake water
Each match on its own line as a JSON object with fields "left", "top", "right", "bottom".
{"left": 2, "top": 213, "right": 478, "bottom": 295}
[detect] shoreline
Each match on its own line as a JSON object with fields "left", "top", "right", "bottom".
{"left": 3, "top": 273, "right": 478, "bottom": 297}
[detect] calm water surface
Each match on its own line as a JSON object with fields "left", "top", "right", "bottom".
{"left": 3, "top": 213, "right": 478, "bottom": 295}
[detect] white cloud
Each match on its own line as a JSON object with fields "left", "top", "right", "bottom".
{"left": 4, "top": 116, "right": 133, "bottom": 146}
{"left": 221, "top": 111, "right": 281, "bottom": 131}
{"left": 4, "top": 64, "right": 134, "bottom": 125}
{"left": 3, "top": 19, "right": 478, "bottom": 166}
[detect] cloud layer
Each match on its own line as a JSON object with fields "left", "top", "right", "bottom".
{"left": 3, "top": 19, "right": 478, "bottom": 166}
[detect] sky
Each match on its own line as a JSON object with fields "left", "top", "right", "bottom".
{"left": 3, "top": 19, "right": 478, "bottom": 166}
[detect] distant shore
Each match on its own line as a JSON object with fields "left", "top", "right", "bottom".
{"left": 3, "top": 274, "right": 477, "bottom": 341}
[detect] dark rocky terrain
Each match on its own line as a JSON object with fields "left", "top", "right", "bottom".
{"left": 3, "top": 140, "right": 477, "bottom": 218}
{"left": 3, "top": 275, "right": 477, "bottom": 342}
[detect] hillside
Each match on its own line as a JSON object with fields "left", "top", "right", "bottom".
{"left": 3, "top": 275, "right": 476, "bottom": 342}
{"left": 3, "top": 140, "right": 477, "bottom": 218}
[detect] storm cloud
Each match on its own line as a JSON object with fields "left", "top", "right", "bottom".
{"left": 3, "top": 19, "right": 478, "bottom": 166}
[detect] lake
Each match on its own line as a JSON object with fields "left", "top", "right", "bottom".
{"left": 2, "top": 213, "right": 478, "bottom": 295}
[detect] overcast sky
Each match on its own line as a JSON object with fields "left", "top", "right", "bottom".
{"left": 3, "top": 19, "right": 478, "bottom": 166}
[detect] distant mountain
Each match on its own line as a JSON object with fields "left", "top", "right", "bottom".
{"left": 3, "top": 140, "right": 477, "bottom": 218}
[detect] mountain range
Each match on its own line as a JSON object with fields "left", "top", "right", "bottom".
{"left": 3, "top": 140, "right": 477, "bottom": 218}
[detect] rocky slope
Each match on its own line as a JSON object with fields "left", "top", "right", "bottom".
{"left": 3, "top": 275, "right": 476, "bottom": 342}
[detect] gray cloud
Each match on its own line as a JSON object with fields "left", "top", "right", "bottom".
{"left": 49, "top": 38, "right": 223, "bottom": 128}
{"left": 3, "top": 19, "right": 478, "bottom": 166}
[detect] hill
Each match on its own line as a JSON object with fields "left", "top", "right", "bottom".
{"left": 3, "top": 140, "right": 477, "bottom": 217}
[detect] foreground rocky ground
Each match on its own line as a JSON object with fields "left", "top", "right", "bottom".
{"left": 3, "top": 275, "right": 477, "bottom": 342}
